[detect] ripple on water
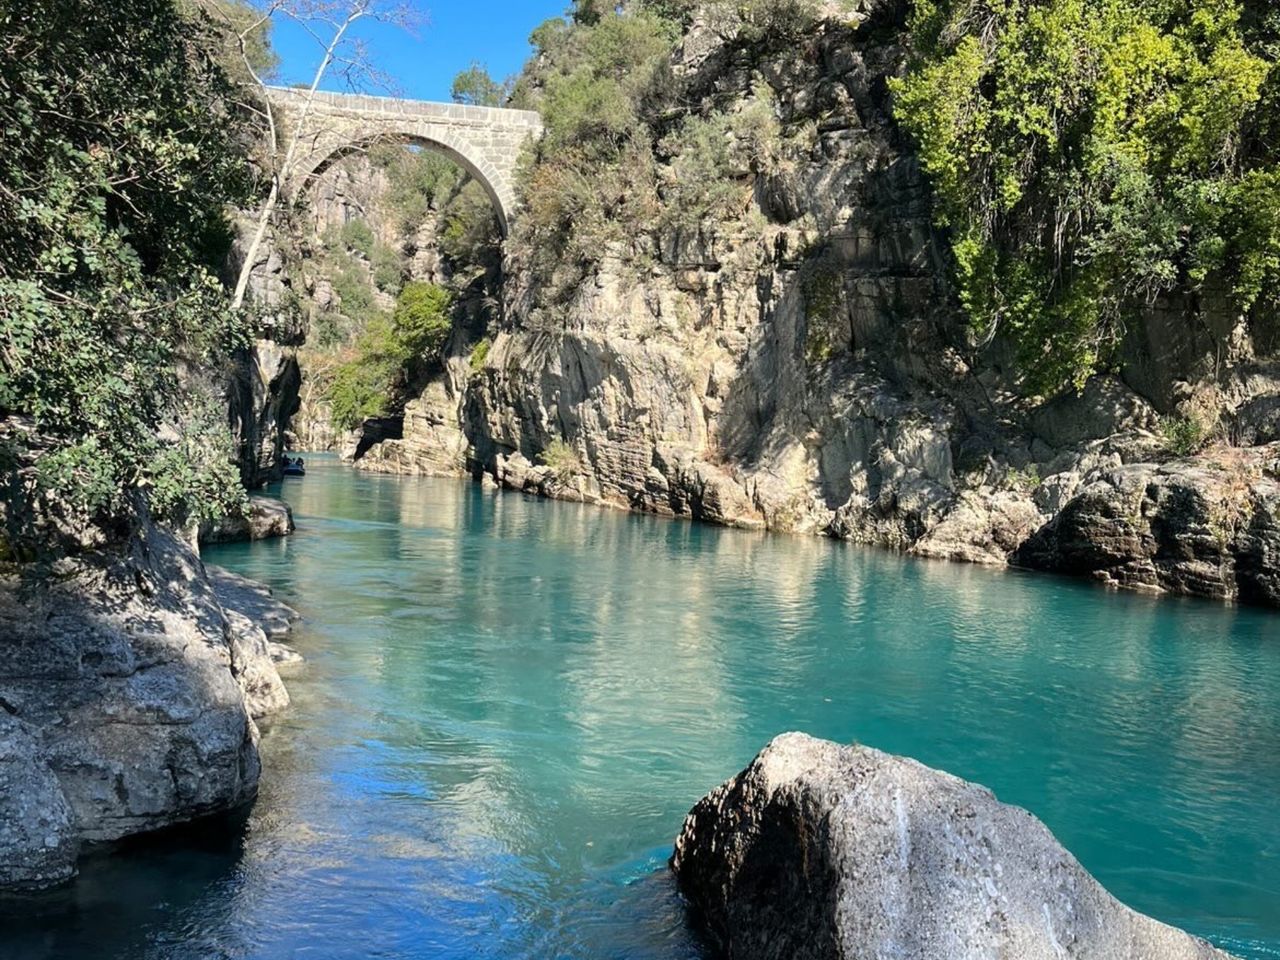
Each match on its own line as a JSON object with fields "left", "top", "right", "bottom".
{"left": 7, "top": 457, "right": 1279, "bottom": 960}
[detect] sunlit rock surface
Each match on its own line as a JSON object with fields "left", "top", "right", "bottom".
{"left": 199, "top": 496, "right": 295, "bottom": 546}
{"left": 672, "top": 733, "right": 1234, "bottom": 960}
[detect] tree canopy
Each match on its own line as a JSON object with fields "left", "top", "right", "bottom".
{"left": 0, "top": 0, "right": 256, "bottom": 551}
{"left": 892, "top": 0, "right": 1280, "bottom": 395}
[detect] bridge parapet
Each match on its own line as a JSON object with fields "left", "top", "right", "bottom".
{"left": 265, "top": 87, "right": 543, "bottom": 234}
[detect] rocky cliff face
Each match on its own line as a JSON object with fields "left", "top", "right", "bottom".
{"left": 671, "top": 733, "right": 1233, "bottom": 960}
{"left": 350, "top": 2, "right": 1280, "bottom": 606}
{"left": 0, "top": 522, "right": 297, "bottom": 892}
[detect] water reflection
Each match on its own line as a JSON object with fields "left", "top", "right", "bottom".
{"left": 7, "top": 457, "right": 1280, "bottom": 959}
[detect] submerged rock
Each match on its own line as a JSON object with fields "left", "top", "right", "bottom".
{"left": 199, "top": 496, "right": 295, "bottom": 546}
{"left": 672, "top": 733, "right": 1232, "bottom": 960}
{"left": 0, "top": 523, "right": 297, "bottom": 892}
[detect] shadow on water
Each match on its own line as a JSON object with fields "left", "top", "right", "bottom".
{"left": 5, "top": 455, "right": 1279, "bottom": 959}
{"left": 2, "top": 809, "right": 250, "bottom": 960}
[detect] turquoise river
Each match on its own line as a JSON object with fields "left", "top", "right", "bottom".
{"left": 6, "top": 457, "right": 1280, "bottom": 959}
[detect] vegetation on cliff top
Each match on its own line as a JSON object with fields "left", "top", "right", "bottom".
{"left": 893, "top": 0, "right": 1280, "bottom": 394}
{"left": 510, "top": 0, "right": 1277, "bottom": 398}
{"left": 0, "top": 0, "right": 255, "bottom": 551}
{"left": 510, "top": 0, "right": 835, "bottom": 306}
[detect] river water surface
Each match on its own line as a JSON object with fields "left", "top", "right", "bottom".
{"left": 7, "top": 457, "right": 1280, "bottom": 959}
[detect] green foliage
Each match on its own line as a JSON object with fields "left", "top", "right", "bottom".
{"left": 1005, "top": 464, "right": 1043, "bottom": 491}
{"left": 0, "top": 0, "right": 254, "bottom": 548}
{"left": 371, "top": 243, "right": 406, "bottom": 294}
{"left": 332, "top": 261, "right": 375, "bottom": 318}
{"left": 469, "top": 338, "right": 492, "bottom": 372}
{"left": 1160, "top": 415, "right": 1211, "bottom": 457}
{"left": 539, "top": 439, "right": 583, "bottom": 479}
{"left": 892, "top": 0, "right": 1280, "bottom": 396}
{"left": 533, "top": 9, "right": 677, "bottom": 157}
{"left": 393, "top": 282, "right": 454, "bottom": 359}
{"left": 439, "top": 181, "right": 503, "bottom": 268}
{"left": 325, "top": 283, "right": 454, "bottom": 431}
{"left": 340, "top": 219, "right": 376, "bottom": 258}
{"left": 370, "top": 144, "right": 465, "bottom": 234}
{"left": 451, "top": 62, "right": 511, "bottom": 107}
{"left": 185, "top": 0, "right": 278, "bottom": 85}
{"left": 514, "top": 7, "right": 680, "bottom": 290}
{"left": 659, "top": 84, "right": 781, "bottom": 230}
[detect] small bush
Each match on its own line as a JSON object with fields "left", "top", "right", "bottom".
{"left": 539, "top": 439, "right": 583, "bottom": 479}
{"left": 332, "top": 262, "right": 374, "bottom": 318}
{"left": 469, "top": 338, "right": 491, "bottom": 371}
{"left": 1005, "top": 464, "right": 1043, "bottom": 492}
{"left": 340, "top": 219, "right": 376, "bottom": 258}
{"left": 371, "top": 243, "right": 405, "bottom": 294}
{"left": 1161, "top": 415, "right": 1212, "bottom": 458}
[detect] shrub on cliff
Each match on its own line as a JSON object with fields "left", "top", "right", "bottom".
{"left": 326, "top": 282, "right": 454, "bottom": 430}
{"left": 0, "top": 0, "right": 254, "bottom": 551}
{"left": 893, "top": 0, "right": 1280, "bottom": 396}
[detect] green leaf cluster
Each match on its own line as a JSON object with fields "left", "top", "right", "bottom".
{"left": 451, "top": 62, "right": 513, "bottom": 107}
{"left": 0, "top": 0, "right": 256, "bottom": 549}
{"left": 892, "top": 0, "right": 1279, "bottom": 395}
{"left": 326, "top": 282, "right": 453, "bottom": 431}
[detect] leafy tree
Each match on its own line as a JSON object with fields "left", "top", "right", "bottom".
{"left": 451, "top": 62, "right": 511, "bottom": 107}
{"left": 340, "top": 219, "right": 377, "bottom": 258}
{"left": 393, "top": 282, "right": 454, "bottom": 359}
{"left": 184, "top": 0, "right": 279, "bottom": 85}
{"left": 892, "top": 0, "right": 1279, "bottom": 395}
{"left": 0, "top": 0, "right": 255, "bottom": 550}
{"left": 325, "top": 282, "right": 454, "bottom": 430}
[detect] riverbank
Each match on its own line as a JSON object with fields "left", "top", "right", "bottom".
{"left": 7, "top": 462, "right": 1272, "bottom": 959}
{"left": 0, "top": 520, "right": 299, "bottom": 892}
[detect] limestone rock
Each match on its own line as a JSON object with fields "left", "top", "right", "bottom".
{"left": 199, "top": 496, "right": 295, "bottom": 546}
{"left": 0, "top": 716, "right": 77, "bottom": 891}
{"left": 1015, "top": 445, "right": 1280, "bottom": 605}
{"left": 208, "top": 564, "right": 301, "bottom": 642}
{"left": 0, "top": 524, "right": 296, "bottom": 891}
{"left": 672, "top": 733, "right": 1234, "bottom": 960}
{"left": 227, "top": 338, "right": 302, "bottom": 489}
{"left": 1031, "top": 375, "right": 1160, "bottom": 449}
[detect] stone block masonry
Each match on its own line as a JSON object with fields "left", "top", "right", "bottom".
{"left": 265, "top": 87, "right": 543, "bottom": 235}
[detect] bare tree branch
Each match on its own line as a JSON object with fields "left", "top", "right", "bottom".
{"left": 194, "top": 0, "right": 420, "bottom": 313}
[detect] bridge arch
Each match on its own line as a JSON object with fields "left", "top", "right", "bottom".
{"left": 267, "top": 88, "right": 543, "bottom": 236}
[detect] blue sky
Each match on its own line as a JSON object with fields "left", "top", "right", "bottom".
{"left": 269, "top": 0, "right": 568, "bottom": 101}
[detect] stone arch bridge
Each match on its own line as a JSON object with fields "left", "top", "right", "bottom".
{"left": 265, "top": 87, "right": 543, "bottom": 235}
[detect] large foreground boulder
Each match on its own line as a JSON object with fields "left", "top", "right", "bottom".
{"left": 0, "top": 523, "right": 296, "bottom": 892}
{"left": 672, "top": 733, "right": 1232, "bottom": 960}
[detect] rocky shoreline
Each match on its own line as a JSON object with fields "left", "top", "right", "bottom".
{"left": 672, "top": 733, "right": 1235, "bottom": 960}
{"left": 0, "top": 523, "right": 299, "bottom": 893}
{"left": 331, "top": 0, "right": 1280, "bottom": 611}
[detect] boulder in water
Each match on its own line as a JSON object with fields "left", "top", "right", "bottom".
{"left": 199, "top": 496, "right": 295, "bottom": 546}
{"left": 671, "top": 733, "right": 1233, "bottom": 960}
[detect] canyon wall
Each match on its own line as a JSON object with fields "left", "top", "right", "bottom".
{"left": 346, "top": 2, "right": 1280, "bottom": 606}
